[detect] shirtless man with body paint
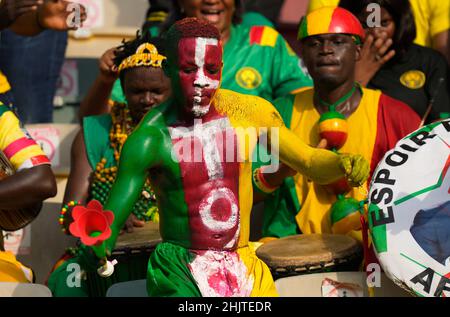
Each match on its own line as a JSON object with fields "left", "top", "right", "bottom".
{"left": 80, "top": 18, "right": 370, "bottom": 297}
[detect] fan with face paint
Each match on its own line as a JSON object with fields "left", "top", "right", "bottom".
{"left": 165, "top": 17, "right": 223, "bottom": 119}
{"left": 74, "top": 18, "right": 371, "bottom": 297}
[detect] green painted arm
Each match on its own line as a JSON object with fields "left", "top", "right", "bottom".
{"left": 102, "top": 114, "right": 164, "bottom": 253}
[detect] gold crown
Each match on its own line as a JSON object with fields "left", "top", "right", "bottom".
{"left": 118, "top": 43, "right": 166, "bottom": 73}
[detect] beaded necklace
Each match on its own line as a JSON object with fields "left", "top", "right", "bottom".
{"left": 89, "top": 102, "right": 159, "bottom": 222}
{"left": 316, "top": 83, "right": 365, "bottom": 234}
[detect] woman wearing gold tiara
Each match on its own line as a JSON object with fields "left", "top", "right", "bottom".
{"left": 46, "top": 33, "right": 171, "bottom": 297}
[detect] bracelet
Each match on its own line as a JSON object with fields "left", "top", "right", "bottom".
{"left": 253, "top": 167, "right": 278, "bottom": 194}
{"left": 59, "top": 200, "right": 81, "bottom": 234}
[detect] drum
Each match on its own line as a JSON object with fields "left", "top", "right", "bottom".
{"left": 368, "top": 120, "right": 450, "bottom": 297}
{"left": 256, "top": 234, "right": 363, "bottom": 279}
{"left": 86, "top": 221, "right": 161, "bottom": 297}
{"left": 0, "top": 150, "right": 41, "bottom": 231}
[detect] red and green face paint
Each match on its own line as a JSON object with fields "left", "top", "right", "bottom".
{"left": 175, "top": 37, "right": 222, "bottom": 117}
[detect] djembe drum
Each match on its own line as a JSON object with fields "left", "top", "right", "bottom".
{"left": 256, "top": 234, "right": 363, "bottom": 280}
{"left": 86, "top": 221, "right": 161, "bottom": 297}
{"left": 0, "top": 150, "right": 41, "bottom": 231}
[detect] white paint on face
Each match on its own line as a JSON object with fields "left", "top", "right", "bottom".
{"left": 198, "top": 187, "right": 239, "bottom": 231}
{"left": 194, "top": 37, "right": 220, "bottom": 90}
{"left": 191, "top": 37, "right": 220, "bottom": 117}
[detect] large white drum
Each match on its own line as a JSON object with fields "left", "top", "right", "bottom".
{"left": 368, "top": 120, "right": 450, "bottom": 297}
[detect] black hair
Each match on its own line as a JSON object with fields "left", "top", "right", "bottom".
{"left": 113, "top": 31, "right": 166, "bottom": 85}
{"left": 339, "top": 0, "right": 416, "bottom": 59}
{"left": 164, "top": 17, "right": 221, "bottom": 65}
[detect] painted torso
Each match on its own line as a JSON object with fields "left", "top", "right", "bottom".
{"left": 139, "top": 90, "right": 269, "bottom": 251}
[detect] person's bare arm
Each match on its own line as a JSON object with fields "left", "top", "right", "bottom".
{"left": 78, "top": 48, "right": 119, "bottom": 121}
{"left": 432, "top": 30, "right": 450, "bottom": 65}
{"left": 0, "top": 164, "right": 56, "bottom": 209}
{"left": 61, "top": 130, "right": 92, "bottom": 229}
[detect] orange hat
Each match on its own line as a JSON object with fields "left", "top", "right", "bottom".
{"left": 298, "top": 7, "right": 365, "bottom": 43}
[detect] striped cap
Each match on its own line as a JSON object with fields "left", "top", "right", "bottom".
{"left": 298, "top": 7, "right": 364, "bottom": 42}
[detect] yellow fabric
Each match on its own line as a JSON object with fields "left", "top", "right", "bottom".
{"left": 203, "top": 88, "right": 369, "bottom": 295}
{"left": 0, "top": 72, "right": 11, "bottom": 94}
{"left": 0, "top": 110, "right": 47, "bottom": 170}
{"left": 409, "top": 0, "right": 450, "bottom": 47}
{"left": 289, "top": 88, "right": 380, "bottom": 241}
{"left": 307, "top": 0, "right": 450, "bottom": 48}
{"left": 216, "top": 88, "right": 364, "bottom": 188}
{"left": 307, "top": 5, "right": 335, "bottom": 36}
{"left": 307, "top": 0, "right": 338, "bottom": 13}
{"left": 0, "top": 251, "right": 33, "bottom": 283}
{"left": 260, "top": 27, "right": 278, "bottom": 47}
{"left": 238, "top": 244, "right": 278, "bottom": 297}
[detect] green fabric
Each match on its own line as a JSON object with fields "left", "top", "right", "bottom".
{"left": 111, "top": 80, "right": 127, "bottom": 104}
{"left": 111, "top": 22, "right": 312, "bottom": 104}
{"left": 222, "top": 24, "right": 312, "bottom": 102}
{"left": 147, "top": 242, "right": 201, "bottom": 297}
{"left": 252, "top": 95, "right": 302, "bottom": 238}
{"left": 241, "top": 12, "right": 274, "bottom": 28}
{"left": 47, "top": 257, "right": 89, "bottom": 297}
{"left": 0, "top": 104, "right": 11, "bottom": 116}
{"left": 83, "top": 114, "right": 115, "bottom": 170}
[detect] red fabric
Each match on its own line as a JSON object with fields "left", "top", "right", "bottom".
{"left": 329, "top": 7, "right": 365, "bottom": 40}
{"left": 30, "top": 155, "right": 51, "bottom": 166}
{"left": 370, "top": 94, "right": 421, "bottom": 183}
{"left": 249, "top": 26, "right": 264, "bottom": 45}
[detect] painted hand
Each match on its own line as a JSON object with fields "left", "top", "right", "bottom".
{"left": 339, "top": 153, "right": 370, "bottom": 187}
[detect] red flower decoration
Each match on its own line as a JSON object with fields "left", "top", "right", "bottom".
{"left": 69, "top": 200, "right": 114, "bottom": 246}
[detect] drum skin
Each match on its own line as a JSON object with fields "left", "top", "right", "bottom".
{"left": 368, "top": 120, "right": 450, "bottom": 297}
{"left": 256, "top": 234, "right": 363, "bottom": 278}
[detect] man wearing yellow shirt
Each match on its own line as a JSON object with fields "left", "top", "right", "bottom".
{"left": 307, "top": 0, "right": 450, "bottom": 64}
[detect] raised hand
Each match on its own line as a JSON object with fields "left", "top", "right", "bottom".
{"left": 98, "top": 47, "right": 120, "bottom": 84}
{"left": 38, "top": 0, "right": 87, "bottom": 31}
{"left": 356, "top": 31, "right": 395, "bottom": 86}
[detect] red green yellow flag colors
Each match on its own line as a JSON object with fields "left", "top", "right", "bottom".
{"left": 298, "top": 6, "right": 365, "bottom": 41}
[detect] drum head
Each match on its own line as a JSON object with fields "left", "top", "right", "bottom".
{"left": 256, "top": 234, "right": 362, "bottom": 274}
